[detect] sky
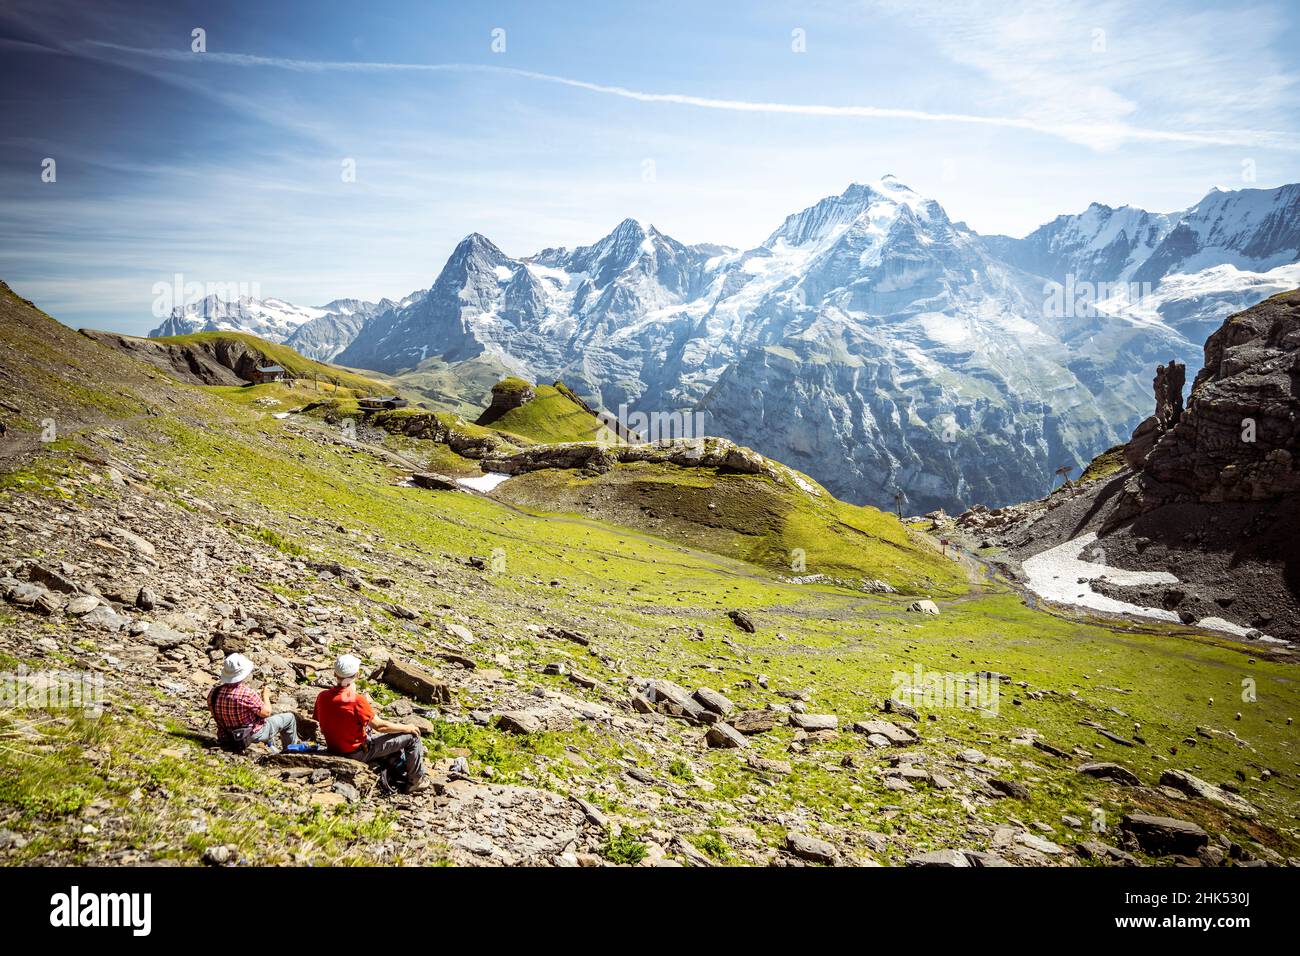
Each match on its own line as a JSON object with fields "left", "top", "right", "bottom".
{"left": 2, "top": 0, "right": 1298, "bottom": 334}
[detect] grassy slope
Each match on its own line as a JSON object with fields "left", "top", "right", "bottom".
{"left": 485, "top": 384, "right": 610, "bottom": 444}
{"left": 495, "top": 461, "right": 963, "bottom": 594}
{"left": 2, "top": 281, "right": 1298, "bottom": 865}
{"left": 152, "top": 330, "right": 384, "bottom": 394}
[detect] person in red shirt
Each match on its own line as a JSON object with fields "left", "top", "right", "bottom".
{"left": 314, "top": 654, "right": 428, "bottom": 792}
{"left": 208, "top": 653, "right": 300, "bottom": 751}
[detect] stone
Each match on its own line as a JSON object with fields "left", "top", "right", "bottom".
{"left": 547, "top": 626, "right": 590, "bottom": 647}
{"left": 259, "top": 752, "right": 374, "bottom": 788}
{"left": 786, "top": 833, "right": 837, "bottom": 865}
{"left": 642, "top": 679, "right": 707, "bottom": 721}
{"left": 496, "top": 711, "right": 542, "bottom": 734}
{"left": 1159, "top": 769, "right": 1258, "bottom": 818}
{"left": 852, "top": 719, "right": 917, "bottom": 745}
{"left": 1120, "top": 813, "right": 1209, "bottom": 856}
{"left": 705, "top": 723, "right": 748, "bottom": 749}
{"left": 446, "top": 623, "right": 474, "bottom": 642}
{"left": 109, "top": 527, "right": 156, "bottom": 557}
{"left": 882, "top": 697, "right": 920, "bottom": 721}
{"left": 907, "top": 600, "right": 940, "bottom": 615}
{"left": 1076, "top": 762, "right": 1142, "bottom": 786}
{"left": 988, "top": 778, "right": 1031, "bottom": 800}
{"left": 411, "top": 472, "right": 459, "bottom": 491}
{"left": 727, "top": 609, "right": 756, "bottom": 633}
{"left": 1016, "top": 832, "right": 1064, "bottom": 855}
{"left": 572, "top": 797, "right": 608, "bottom": 828}
{"left": 202, "top": 844, "right": 239, "bottom": 866}
{"left": 331, "top": 780, "right": 360, "bottom": 803}
{"left": 789, "top": 713, "right": 838, "bottom": 731}
{"left": 730, "top": 710, "right": 779, "bottom": 734}
{"left": 65, "top": 595, "right": 100, "bottom": 615}
{"left": 744, "top": 753, "right": 792, "bottom": 775}
{"left": 1075, "top": 841, "right": 1138, "bottom": 865}
{"left": 907, "top": 849, "right": 970, "bottom": 867}
{"left": 963, "top": 850, "right": 1015, "bottom": 867}
{"left": 957, "top": 748, "right": 987, "bottom": 764}
{"left": 380, "top": 657, "right": 451, "bottom": 704}
{"left": 25, "top": 563, "right": 78, "bottom": 594}
{"left": 81, "top": 605, "right": 129, "bottom": 632}
{"left": 692, "top": 686, "right": 734, "bottom": 716}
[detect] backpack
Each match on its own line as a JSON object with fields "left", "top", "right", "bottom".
{"left": 207, "top": 685, "right": 255, "bottom": 751}
{"left": 374, "top": 749, "right": 412, "bottom": 795}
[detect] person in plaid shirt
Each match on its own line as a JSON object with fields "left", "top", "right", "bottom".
{"left": 207, "top": 653, "right": 300, "bottom": 751}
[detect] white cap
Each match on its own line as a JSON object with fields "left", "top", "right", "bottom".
{"left": 220, "top": 653, "right": 254, "bottom": 685}
{"left": 334, "top": 654, "right": 361, "bottom": 680}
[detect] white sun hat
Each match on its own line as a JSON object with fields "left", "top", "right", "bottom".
{"left": 334, "top": 654, "right": 361, "bottom": 680}
{"left": 220, "top": 653, "right": 255, "bottom": 684}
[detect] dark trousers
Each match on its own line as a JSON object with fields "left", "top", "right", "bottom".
{"left": 353, "top": 731, "right": 426, "bottom": 784}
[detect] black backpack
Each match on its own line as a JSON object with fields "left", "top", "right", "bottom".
{"left": 374, "top": 749, "right": 412, "bottom": 795}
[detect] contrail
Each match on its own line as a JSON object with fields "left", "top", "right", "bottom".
{"left": 79, "top": 40, "right": 1295, "bottom": 151}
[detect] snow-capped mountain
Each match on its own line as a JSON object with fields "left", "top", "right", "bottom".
{"left": 283, "top": 298, "right": 408, "bottom": 362}
{"left": 983, "top": 203, "right": 1175, "bottom": 284}
{"left": 147, "top": 294, "right": 408, "bottom": 361}
{"left": 1133, "top": 183, "right": 1300, "bottom": 284}
{"left": 155, "top": 178, "right": 1300, "bottom": 512}
{"left": 149, "top": 295, "right": 329, "bottom": 342}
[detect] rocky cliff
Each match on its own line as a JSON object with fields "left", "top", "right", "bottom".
{"left": 1122, "top": 289, "right": 1300, "bottom": 506}
{"left": 945, "top": 289, "right": 1300, "bottom": 641}
{"left": 78, "top": 329, "right": 264, "bottom": 386}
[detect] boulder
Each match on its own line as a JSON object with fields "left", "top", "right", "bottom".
{"left": 1159, "top": 769, "right": 1258, "bottom": 818}
{"left": 744, "top": 753, "right": 792, "bottom": 775}
{"left": 642, "top": 679, "right": 707, "bottom": 721}
{"left": 789, "top": 713, "right": 838, "bottom": 731}
{"left": 411, "top": 472, "right": 459, "bottom": 491}
{"left": 380, "top": 657, "right": 451, "bottom": 704}
{"left": 1076, "top": 762, "right": 1142, "bottom": 786}
{"left": 907, "top": 849, "right": 970, "bottom": 867}
{"left": 1120, "top": 813, "right": 1209, "bottom": 856}
{"left": 727, "top": 609, "right": 756, "bottom": 633}
{"left": 730, "top": 710, "right": 780, "bottom": 735}
{"left": 496, "top": 711, "right": 542, "bottom": 735}
{"left": 907, "top": 600, "right": 940, "bottom": 615}
{"left": 852, "top": 719, "right": 917, "bottom": 745}
{"left": 692, "top": 687, "right": 735, "bottom": 716}
{"left": 786, "top": 833, "right": 837, "bottom": 865}
{"left": 988, "top": 778, "right": 1031, "bottom": 800}
{"left": 705, "top": 723, "right": 747, "bottom": 749}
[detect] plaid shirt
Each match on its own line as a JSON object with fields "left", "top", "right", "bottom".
{"left": 209, "top": 682, "right": 265, "bottom": 743}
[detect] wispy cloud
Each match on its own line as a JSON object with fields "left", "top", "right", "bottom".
{"left": 78, "top": 40, "right": 1297, "bottom": 152}
{"left": 871, "top": 0, "right": 1299, "bottom": 151}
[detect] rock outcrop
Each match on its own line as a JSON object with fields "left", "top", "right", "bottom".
{"left": 480, "top": 436, "right": 792, "bottom": 484}
{"left": 79, "top": 329, "right": 264, "bottom": 386}
{"left": 475, "top": 377, "right": 536, "bottom": 426}
{"left": 1123, "top": 359, "right": 1186, "bottom": 469}
{"left": 1126, "top": 289, "right": 1300, "bottom": 504}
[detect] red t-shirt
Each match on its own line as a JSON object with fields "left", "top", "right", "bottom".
{"left": 313, "top": 686, "right": 374, "bottom": 754}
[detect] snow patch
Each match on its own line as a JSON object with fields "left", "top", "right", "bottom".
{"left": 1022, "top": 533, "right": 1281, "bottom": 642}
{"left": 456, "top": 472, "right": 512, "bottom": 493}
{"left": 1023, "top": 532, "right": 1180, "bottom": 620}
